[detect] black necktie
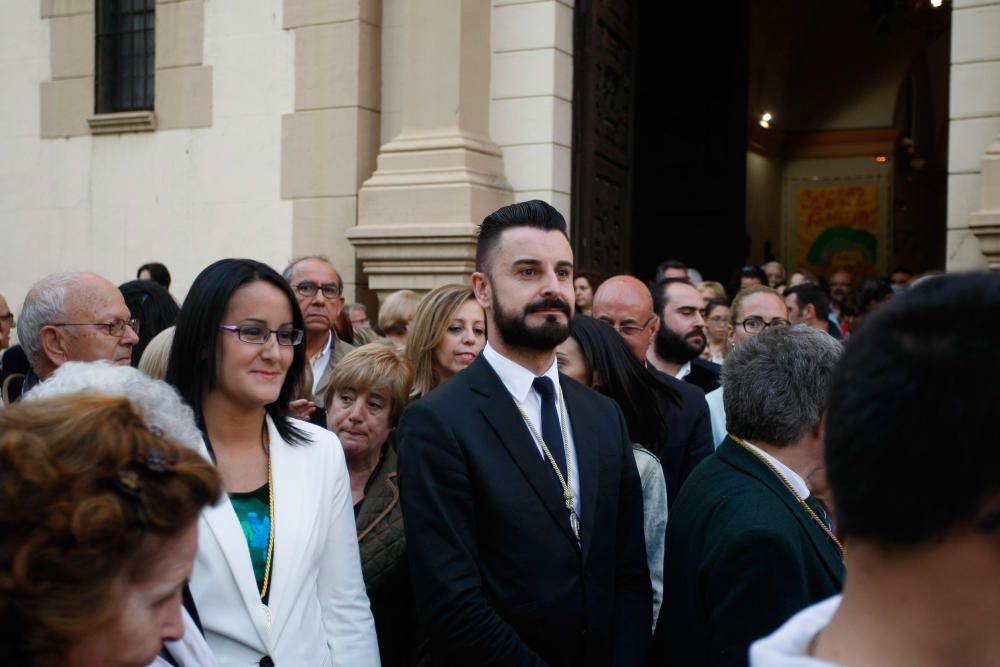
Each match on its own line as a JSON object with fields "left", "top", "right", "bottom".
{"left": 532, "top": 376, "right": 568, "bottom": 480}
{"left": 805, "top": 496, "right": 832, "bottom": 531}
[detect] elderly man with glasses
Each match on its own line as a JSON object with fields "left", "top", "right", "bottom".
{"left": 282, "top": 255, "right": 356, "bottom": 403}
{"left": 16, "top": 272, "right": 140, "bottom": 396}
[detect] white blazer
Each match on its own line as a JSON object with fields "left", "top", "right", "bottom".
{"left": 190, "top": 416, "right": 380, "bottom": 666}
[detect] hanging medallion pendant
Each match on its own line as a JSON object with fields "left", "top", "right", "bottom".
{"left": 569, "top": 509, "right": 581, "bottom": 542}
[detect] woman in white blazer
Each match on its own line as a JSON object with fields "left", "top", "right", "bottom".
{"left": 166, "top": 258, "right": 379, "bottom": 666}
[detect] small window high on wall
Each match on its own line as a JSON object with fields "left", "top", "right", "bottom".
{"left": 95, "top": 0, "right": 155, "bottom": 113}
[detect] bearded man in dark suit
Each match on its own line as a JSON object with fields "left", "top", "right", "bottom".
{"left": 653, "top": 325, "right": 846, "bottom": 667}
{"left": 397, "top": 200, "right": 650, "bottom": 666}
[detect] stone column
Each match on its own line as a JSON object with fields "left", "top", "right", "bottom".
{"left": 948, "top": 0, "right": 1000, "bottom": 270}
{"left": 350, "top": 0, "right": 514, "bottom": 300}
{"left": 282, "top": 0, "right": 382, "bottom": 301}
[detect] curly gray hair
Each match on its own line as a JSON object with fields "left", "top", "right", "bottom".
{"left": 722, "top": 325, "right": 842, "bottom": 447}
{"left": 24, "top": 360, "right": 204, "bottom": 452}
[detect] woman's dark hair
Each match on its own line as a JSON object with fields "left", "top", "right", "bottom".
{"left": 569, "top": 315, "right": 678, "bottom": 453}
{"left": 119, "top": 280, "right": 180, "bottom": 367}
{"left": 574, "top": 268, "right": 604, "bottom": 292}
{"left": 136, "top": 262, "right": 172, "bottom": 290}
{"left": 856, "top": 277, "right": 894, "bottom": 314}
{"left": 726, "top": 265, "right": 769, "bottom": 304}
{"left": 165, "top": 258, "right": 307, "bottom": 445}
{"left": 704, "top": 297, "right": 729, "bottom": 318}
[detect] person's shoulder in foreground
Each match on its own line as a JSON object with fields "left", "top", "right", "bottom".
{"left": 755, "top": 273, "right": 1000, "bottom": 667}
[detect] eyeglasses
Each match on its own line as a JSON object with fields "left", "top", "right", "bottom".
{"left": 219, "top": 324, "right": 304, "bottom": 346}
{"left": 598, "top": 315, "right": 655, "bottom": 337}
{"left": 734, "top": 317, "right": 790, "bottom": 334}
{"left": 293, "top": 281, "right": 341, "bottom": 299}
{"left": 51, "top": 318, "right": 139, "bottom": 337}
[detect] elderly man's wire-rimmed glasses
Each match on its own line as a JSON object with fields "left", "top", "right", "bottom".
{"left": 597, "top": 315, "right": 656, "bottom": 337}
{"left": 50, "top": 318, "right": 140, "bottom": 337}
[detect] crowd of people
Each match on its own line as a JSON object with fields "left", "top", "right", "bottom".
{"left": 0, "top": 200, "right": 996, "bottom": 667}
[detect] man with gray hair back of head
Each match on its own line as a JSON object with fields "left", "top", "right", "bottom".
{"left": 652, "top": 326, "right": 845, "bottom": 667}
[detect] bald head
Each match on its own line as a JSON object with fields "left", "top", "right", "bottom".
{"left": 20, "top": 272, "right": 138, "bottom": 379}
{"left": 0, "top": 293, "right": 12, "bottom": 351}
{"left": 592, "top": 275, "right": 659, "bottom": 362}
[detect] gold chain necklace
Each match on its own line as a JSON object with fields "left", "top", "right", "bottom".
{"left": 259, "top": 423, "right": 275, "bottom": 601}
{"left": 514, "top": 386, "right": 580, "bottom": 542}
{"left": 731, "top": 435, "right": 846, "bottom": 561}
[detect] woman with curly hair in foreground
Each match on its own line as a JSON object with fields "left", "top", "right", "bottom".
{"left": 0, "top": 393, "right": 221, "bottom": 667}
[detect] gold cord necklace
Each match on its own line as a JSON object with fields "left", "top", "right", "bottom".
{"left": 259, "top": 421, "right": 275, "bottom": 601}
{"left": 730, "top": 435, "right": 846, "bottom": 561}
{"left": 514, "top": 387, "right": 580, "bottom": 542}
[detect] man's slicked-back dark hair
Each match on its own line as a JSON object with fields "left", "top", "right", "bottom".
{"left": 165, "top": 258, "right": 308, "bottom": 446}
{"left": 826, "top": 273, "right": 1000, "bottom": 546}
{"left": 784, "top": 282, "right": 830, "bottom": 321}
{"left": 651, "top": 277, "right": 694, "bottom": 318}
{"left": 475, "top": 200, "right": 568, "bottom": 274}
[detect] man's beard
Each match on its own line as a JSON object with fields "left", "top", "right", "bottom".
{"left": 653, "top": 320, "right": 705, "bottom": 363}
{"left": 492, "top": 291, "right": 572, "bottom": 351}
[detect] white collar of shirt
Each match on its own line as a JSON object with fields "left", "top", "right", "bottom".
{"left": 309, "top": 331, "right": 333, "bottom": 394}
{"left": 482, "top": 342, "right": 580, "bottom": 515}
{"left": 483, "top": 341, "right": 560, "bottom": 403}
{"left": 675, "top": 360, "right": 692, "bottom": 380}
{"left": 750, "top": 594, "right": 843, "bottom": 666}
{"left": 741, "top": 438, "right": 811, "bottom": 500}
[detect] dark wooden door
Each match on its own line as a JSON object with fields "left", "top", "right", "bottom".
{"left": 571, "top": 0, "right": 639, "bottom": 276}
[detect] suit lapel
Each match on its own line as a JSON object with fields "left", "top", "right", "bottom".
{"left": 470, "top": 358, "right": 579, "bottom": 547}
{"left": 561, "top": 377, "right": 600, "bottom": 561}
{"left": 718, "top": 437, "right": 845, "bottom": 583}
{"left": 197, "top": 437, "right": 271, "bottom": 647}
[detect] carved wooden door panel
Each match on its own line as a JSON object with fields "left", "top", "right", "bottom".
{"left": 571, "top": 0, "right": 638, "bottom": 275}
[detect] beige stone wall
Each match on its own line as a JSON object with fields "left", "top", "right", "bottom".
{"left": 1, "top": 1, "right": 294, "bottom": 318}
{"left": 282, "top": 0, "right": 381, "bottom": 302}
{"left": 39, "top": 0, "right": 212, "bottom": 138}
{"left": 490, "top": 0, "right": 574, "bottom": 223}
{"left": 948, "top": 0, "right": 999, "bottom": 269}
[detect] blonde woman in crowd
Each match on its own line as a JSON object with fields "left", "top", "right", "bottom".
{"left": 139, "top": 326, "right": 175, "bottom": 380}
{"left": 378, "top": 290, "right": 421, "bottom": 351}
{"left": 405, "top": 284, "right": 486, "bottom": 400}
{"left": 697, "top": 280, "right": 727, "bottom": 303}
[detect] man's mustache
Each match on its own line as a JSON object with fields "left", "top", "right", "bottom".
{"left": 524, "top": 298, "right": 572, "bottom": 317}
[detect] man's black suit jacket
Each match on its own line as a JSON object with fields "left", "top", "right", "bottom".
{"left": 397, "top": 355, "right": 651, "bottom": 667}
{"left": 647, "top": 366, "right": 714, "bottom": 506}
{"left": 652, "top": 437, "right": 845, "bottom": 667}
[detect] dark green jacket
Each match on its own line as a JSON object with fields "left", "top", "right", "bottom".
{"left": 652, "top": 436, "right": 845, "bottom": 667}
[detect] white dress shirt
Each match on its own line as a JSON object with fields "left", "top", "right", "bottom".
{"left": 310, "top": 332, "right": 333, "bottom": 394}
{"left": 482, "top": 342, "right": 581, "bottom": 516}
{"left": 674, "top": 361, "right": 692, "bottom": 381}
{"left": 741, "top": 438, "right": 811, "bottom": 501}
